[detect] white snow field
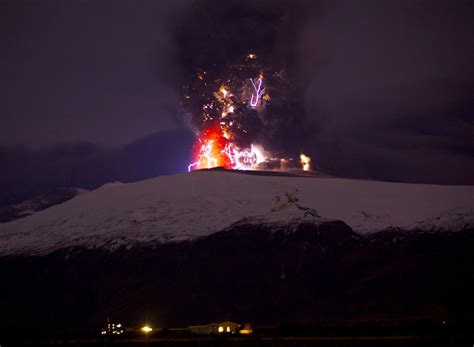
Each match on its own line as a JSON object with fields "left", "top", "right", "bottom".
{"left": 0, "top": 171, "right": 473, "bottom": 255}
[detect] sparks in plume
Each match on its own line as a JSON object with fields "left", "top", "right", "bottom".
{"left": 186, "top": 53, "right": 314, "bottom": 173}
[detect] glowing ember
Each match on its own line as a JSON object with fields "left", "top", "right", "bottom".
{"left": 220, "top": 86, "right": 228, "bottom": 98}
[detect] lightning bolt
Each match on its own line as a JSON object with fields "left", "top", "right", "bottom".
{"left": 188, "top": 140, "right": 218, "bottom": 172}
{"left": 250, "top": 78, "right": 265, "bottom": 107}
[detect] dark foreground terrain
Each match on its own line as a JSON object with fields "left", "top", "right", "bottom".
{"left": 2, "top": 335, "right": 472, "bottom": 347}
{"left": 0, "top": 221, "right": 473, "bottom": 344}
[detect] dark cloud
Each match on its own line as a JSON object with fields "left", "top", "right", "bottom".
{"left": 298, "top": 0, "right": 474, "bottom": 184}
{"left": 175, "top": 0, "right": 320, "bottom": 160}
{"left": 0, "top": 0, "right": 191, "bottom": 148}
{"left": 0, "top": 130, "right": 194, "bottom": 206}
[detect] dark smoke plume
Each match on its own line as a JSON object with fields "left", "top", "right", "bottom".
{"left": 174, "top": 0, "right": 318, "bottom": 158}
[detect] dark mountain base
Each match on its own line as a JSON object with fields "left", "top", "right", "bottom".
{"left": 1, "top": 222, "right": 473, "bottom": 336}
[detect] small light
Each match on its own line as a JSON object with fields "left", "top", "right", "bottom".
{"left": 141, "top": 325, "right": 152, "bottom": 333}
{"left": 300, "top": 153, "right": 311, "bottom": 171}
{"left": 240, "top": 329, "right": 253, "bottom": 335}
{"left": 116, "top": 324, "right": 122, "bottom": 328}
{"left": 226, "top": 326, "right": 230, "bottom": 332}
{"left": 218, "top": 326, "right": 224, "bottom": 333}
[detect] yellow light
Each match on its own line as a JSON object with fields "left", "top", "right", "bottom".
{"left": 226, "top": 326, "right": 230, "bottom": 332}
{"left": 218, "top": 326, "right": 224, "bottom": 333}
{"left": 141, "top": 325, "right": 152, "bottom": 333}
{"left": 240, "top": 329, "right": 253, "bottom": 335}
{"left": 300, "top": 153, "right": 311, "bottom": 171}
{"left": 116, "top": 324, "right": 122, "bottom": 328}
{"left": 220, "top": 87, "right": 228, "bottom": 98}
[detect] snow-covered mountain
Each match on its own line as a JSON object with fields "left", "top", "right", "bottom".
{"left": 1, "top": 170, "right": 473, "bottom": 256}
{"left": 1, "top": 170, "right": 474, "bottom": 332}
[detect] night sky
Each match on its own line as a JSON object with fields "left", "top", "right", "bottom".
{"left": 1, "top": 0, "right": 473, "bottom": 204}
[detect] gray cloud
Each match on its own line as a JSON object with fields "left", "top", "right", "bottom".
{"left": 0, "top": 0, "right": 191, "bottom": 148}
{"left": 297, "top": 0, "right": 474, "bottom": 183}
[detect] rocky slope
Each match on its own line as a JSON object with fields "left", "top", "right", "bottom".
{"left": 0, "top": 220, "right": 473, "bottom": 332}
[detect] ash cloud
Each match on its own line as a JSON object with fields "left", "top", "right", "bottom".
{"left": 173, "top": 0, "right": 474, "bottom": 184}
{"left": 0, "top": 0, "right": 191, "bottom": 148}
{"left": 298, "top": 0, "right": 474, "bottom": 184}
{"left": 174, "top": 0, "right": 320, "bottom": 157}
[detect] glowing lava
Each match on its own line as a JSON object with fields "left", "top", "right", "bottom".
{"left": 188, "top": 126, "right": 265, "bottom": 172}
{"left": 188, "top": 126, "right": 231, "bottom": 171}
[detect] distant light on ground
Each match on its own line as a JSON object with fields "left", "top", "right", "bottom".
{"left": 240, "top": 329, "right": 253, "bottom": 335}
{"left": 300, "top": 153, "right": 311, "bottom": 171}
{"left": 141, "top": 325, "right": 152, "bottom": 333}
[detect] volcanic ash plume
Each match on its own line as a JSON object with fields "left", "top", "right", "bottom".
{"left": 176, "top": 0, "right": 314, "bottom": 172}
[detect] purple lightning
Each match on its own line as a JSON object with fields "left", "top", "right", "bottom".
{"left": 250, "top": 78, "right": 265, "bottom": 107}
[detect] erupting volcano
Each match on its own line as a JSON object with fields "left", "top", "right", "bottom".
{"left": 177, "top": 1, "right": 316, "bottom": 173}
{"left": 187, "top": 125, "right": 266, "bottom": 171}
{"left": 185, "top": 54, "right": 309, "bottom": 172}
{"left": 186, "top": 55, "right": 270, "bottom": 171}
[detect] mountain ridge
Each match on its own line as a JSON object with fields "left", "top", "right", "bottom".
{"left": 0, "top": 170, "right": 472, "bottom": 256}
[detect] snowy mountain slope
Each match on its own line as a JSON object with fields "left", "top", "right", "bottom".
{"left": 0, "top": 170, "right": 473, "bottom": 255}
